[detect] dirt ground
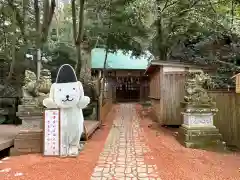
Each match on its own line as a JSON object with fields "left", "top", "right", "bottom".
{"left": 137, "top": 107, "right": 240, "bottom": 180}
{"left": 0, "top": 106, "right": 116, "bottom": 180}
{"left": 0, "top": 104, "right": 240, "bottom": 180}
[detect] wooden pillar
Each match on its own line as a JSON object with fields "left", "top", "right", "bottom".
{"left": 139, "top": 72, "right": 142, "bottom": 102}
{"left": 112, "top": 71, "right": 117, "bottom": 103}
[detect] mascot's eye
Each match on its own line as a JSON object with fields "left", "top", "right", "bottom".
{"left": 59, "top": 89, "right": 61, "bottom": 92}
{"left": 73, "top": 88, "right": 75, "bottom": 90}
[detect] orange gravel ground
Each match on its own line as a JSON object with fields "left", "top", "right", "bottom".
{"left": 0, "top": 106, "right": 117, "bottom": 180}
{"left": 136, "top": 105, "right": 240, "bottom": 180}
{"left": 1, "top": 104, "right": 240, "bottom": 180}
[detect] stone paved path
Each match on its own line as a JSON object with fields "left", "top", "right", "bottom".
{"left": 91, "top": 104, "right": 161, "bottom": 180}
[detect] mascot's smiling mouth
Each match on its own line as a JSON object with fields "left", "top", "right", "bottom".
{"left": 62, "top": 96, "right": 74, "bottom": 102}
{"left": 62, "top": 98, "right": 73, "bottom": 102}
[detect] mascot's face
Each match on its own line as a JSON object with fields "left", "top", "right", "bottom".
{"left": 53, "top": 82, "right": 82, "bottom": 108}
{"left": 52, "top": 64, "right": 84, "bottom": 108}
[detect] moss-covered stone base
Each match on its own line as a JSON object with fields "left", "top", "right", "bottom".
{"left": 177, "top": 125, "right": 225, "bottom": 149}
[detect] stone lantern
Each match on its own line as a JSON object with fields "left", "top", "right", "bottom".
{"left": 14, "top": 69, "right": 52, "bottom": 154}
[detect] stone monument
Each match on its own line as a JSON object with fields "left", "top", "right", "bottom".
{"left": 14, "top": 69, "right": 52, "bottom": 153}
{"left": 177, "top": 70, "right": 224, "bottom": 149}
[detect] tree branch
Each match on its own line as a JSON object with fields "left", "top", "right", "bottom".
{"left": 161, "top": 0, "right": 178, "bottom": 12}
{"left": 215, "top": 59, "right": 240, "bottom": 69}
{"left": 161, "top": 0, "right": 169, "bottom": 12}
{"left": 168, "top": 0, "right": 200, "bottom": 19}
{"left": 207, "top": 0, "right": 217, "bottom": 13}
{"left": 231, "top": 0, "right": 235, "bottom": 29}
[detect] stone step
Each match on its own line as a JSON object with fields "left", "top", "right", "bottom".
{"left": 182, "top": 140, "right": 226, "bottom": 149}
{"left": 179, "top": 126, "right": 221, "bottom": 135}
{"left": 177, "top": 125, "right": 225, "bottom": 150}
{"left": 183, "top": 133, "right": 222, "bottom": 142}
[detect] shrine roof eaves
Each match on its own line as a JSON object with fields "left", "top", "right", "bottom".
{"left": 91, "top": 48, "right": 153, "bottom": 70}
{"left": 144, "top": 60, "right": 213, "bottom": 74}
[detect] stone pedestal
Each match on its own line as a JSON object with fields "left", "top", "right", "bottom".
{"left": 14, "top": 129, "right": 43, "bottom": 153}
{"left": 183, "top": 112, "right": 214, "bottom": 127}
{"left": 14, "top": 106, "right": 44, "bottom": 153}
{"left": 17, "top": 105, "right": 43, "bottom": 129}
{"left": 18, "top": 115, "right": 43, "bottom": 129}
{"left": 177, "top": 112, "right": 224, "bottom": 149}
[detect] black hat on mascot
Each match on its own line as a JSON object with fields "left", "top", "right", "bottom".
{"left": 55, "top": 64, "right": 77, "bottom": 83}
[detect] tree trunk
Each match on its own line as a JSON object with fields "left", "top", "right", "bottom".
{"left": 7, "top": 9, "right": 17, "bottom": 81}
{"left": 156, "top": 0, "right": 168, "bottom": 61}
{"left": 36, "top": 48, "right": 42, "bottom": 79}
{"left": 7, "top": 0, "right": 29, "bottom": 81}
{"left": 156, "top": 16, "right": 168, "bottom": 60}
{"left": 34, "top": 0, "right": 56, "bottom": 79}
{"left": 34, "top": 0, "right": 41, "bottom": 79}
{"left": 76, "top": 45, "right": 82, "bottom": 79}
{"left": 79, "top": 47, "right": 91, "bottom": 82}
{"left": 98, "top": 46, "right": 109, "bottom": 106}
{"left": 72, "top": 0, "right": 85, "bottom": 79}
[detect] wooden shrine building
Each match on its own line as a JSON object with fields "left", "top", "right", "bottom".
{"left": 91, "top": 48, "right": 151, "bottom": 102}
{"left": 145, "top": 60, "right": 211, "bottom": 126}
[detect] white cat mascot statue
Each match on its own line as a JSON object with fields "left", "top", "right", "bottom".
{"left": 43, "top": 64, "right": 90, "bottom": 157}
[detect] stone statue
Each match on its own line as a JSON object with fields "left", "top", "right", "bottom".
{"left": 183, "top": 70, "right": 217, "bottom": 113}
{"left": 21, "top": 69, "right": 52, "bottom": 107}
{"left": 178, "top": 70, "right": 223, "bottom": 149}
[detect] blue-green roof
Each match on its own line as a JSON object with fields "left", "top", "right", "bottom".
{"left": 91, "top": 48, "right": 153, "bottom": 70}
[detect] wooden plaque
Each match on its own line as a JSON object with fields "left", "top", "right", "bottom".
{"left": 43, "top": 109, "right": 61, "bottom": 156}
